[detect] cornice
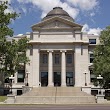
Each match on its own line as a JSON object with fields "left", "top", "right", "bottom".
{"left": 28, "top": 40, "right": 89, "bottom": 45}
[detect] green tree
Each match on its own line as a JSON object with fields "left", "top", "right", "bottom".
{"left": 0, "top": 1, "right": 29, "bottom": 84}
{"left": 93, "top": 26, "right": 110, "bottom": 88}
{"left": 0, "top": 1, "right": 18, "bottom": 64}
{"left": 0, "top": 1, "right": 17, "bottom": 38}
{"left": 0, "top": 1, "right": 18, "bottom": 85}
{"left": 5, "top": 37, "right": 29, "bottom": 78}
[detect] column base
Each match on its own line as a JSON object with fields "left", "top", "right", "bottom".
{"left": 48, "top": 83, "right": 54, "bottom": 87}
{"left": 61, "top": 83, "right": 66, "bottom": 87}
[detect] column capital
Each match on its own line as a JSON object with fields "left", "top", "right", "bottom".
{"left": 60, "top": 50, "right": 67, "bottom": 53}
{"left": 47, "top": 50, "right": 53, "bottom": 53}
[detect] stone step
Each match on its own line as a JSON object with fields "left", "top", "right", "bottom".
{"left": 22, "top": 87, "right": 56, "bottom": 96}
{"left": 15, "top": 96, "right": 96, "bottom": 104}
{"left": 22, "top": 87, "right": 90, "bottom": 96}
{"left": 15, "top": 87, "right": 96, "bottom": 104}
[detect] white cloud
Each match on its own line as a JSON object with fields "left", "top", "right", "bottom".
{"left": 17, "top": 34, "right": 23, "bottom": 36}
{"left": 17, "top": 0, "right": 79, "bottom": 19}
{"left": 82, "top": 24, "right": 102, "bottom": 35}
{"left": 0, "top": 0, "right": 14, "bottom": 14}
{"left": 16, "top": 0, "right": 100, "bottom": 20}
{"left": 88, "top": 28, "right": 102, "bottom": 35}
{"left": 4, "top": 6, "right": 14, "bottom": 14}
{"left": 65, "top": 0, "right": 99, "bottom": 11}
{"left": 1, "top": 0, "right": 99, "bottom": 19}
{"left": 82, "top": 24, "right": 89, "bottom": 32}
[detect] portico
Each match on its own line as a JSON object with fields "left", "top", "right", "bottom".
{"left": 39, "top": 49, "right": 74, "bottom": 87}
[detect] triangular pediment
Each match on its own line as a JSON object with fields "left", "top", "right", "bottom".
{"left": 31, "top": 16, "right": 82, "bottom": 30}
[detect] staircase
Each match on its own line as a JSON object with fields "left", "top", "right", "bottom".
{"left": 15, "top": 87, "right": 96, "bottom": 104}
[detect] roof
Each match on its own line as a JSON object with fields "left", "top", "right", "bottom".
{"left": 42, "top": 7, "right": 74, "bottom": 22}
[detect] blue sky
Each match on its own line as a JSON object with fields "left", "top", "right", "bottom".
{"left": 4, "top": 0, "right": 110, "bottom": 36}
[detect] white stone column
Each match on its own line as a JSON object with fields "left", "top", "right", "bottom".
{"left": 48, "top": 50, "right": 54, "bottom": 87}
{"left": 61, "top": 50, "right": 66, "bottom": 86}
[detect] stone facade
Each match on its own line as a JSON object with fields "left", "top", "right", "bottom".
{"left": 11, "top": 7, "right": 99, "bottom": 95}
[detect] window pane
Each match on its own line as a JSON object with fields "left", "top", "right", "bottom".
{"left": 55, "top": 54, "right": 60, "bottom": 64}
{"left": 41, "top": 72, "right": 48, "bottom": 86}
{"left": 66, "top": 72, "right": 73, "bottom": 77}
{"left": 90, "top": 53, "right": 94, "bottom": 63}
{"left": 42, "top": 54, "right": 48, "bottom": 64}
{"left": 17, "top": 70, "right": 25, "bottom": 83}
{"left": 66, "top": 54, "right": 72, "bottom": 64}
{"left": 89, "top": 39, "right": 96, "bottom": 44}
{"left": 90, "top": 70, "right": 96, "bottom": 82}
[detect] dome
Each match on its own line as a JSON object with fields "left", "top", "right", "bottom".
{"left": 42, "top": 7, "right": 74, "bottom": 22}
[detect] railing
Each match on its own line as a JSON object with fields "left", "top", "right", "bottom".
{"left": 4, "top": 83, "right": 10, "bottom": 88}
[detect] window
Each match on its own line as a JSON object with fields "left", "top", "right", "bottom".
{"left": 42, "top": 54, "right": 48, "bottom": 64}
{"left": 89, "top": 39, "right": 96, "bottom": 44}
{"left": 17, "top": 90, "right": 22, "bottom": 95}
{"left": 90, "top": 70, "right": 96, "bottom": 82}
{"left": 90, "top": 53, "right": 94, "bottom": 63}
{"left": 54, "top": 54, "right": 60, "bottom": 64}
{"left": 17, "top": 70, "right": 25, "bottom": 83}
{"left": 66, "top": 54, "right": 72, "bottom": 64}
{"left": 41, "top": 72, "right": 48, "bottom": 86}
{"left": 66, "top": 72, "right": 73, "bottom": 77}
{"left": 66, "top": 72, "right": 73, "bottom": 86}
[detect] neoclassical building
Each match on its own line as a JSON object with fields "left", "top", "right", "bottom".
{"left": 11, "top": 7, "right": 99, "bottom": 95}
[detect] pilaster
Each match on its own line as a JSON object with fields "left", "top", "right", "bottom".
{"left": 32, "top": 46, "right": 40, "bottom": 87}
{"left": 74, "top": 45, "right": 82, "bottom": 87}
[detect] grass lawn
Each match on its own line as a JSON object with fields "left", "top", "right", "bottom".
{"left": 0, "top": 96, "right": 7, "bottom": 102}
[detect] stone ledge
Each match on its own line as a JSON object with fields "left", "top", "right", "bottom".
{"left": 5, "top": 94, "right": 16, "bottom": 104}
{"left": 81, "top": 86, "right": 91, "bottom": 94}
{"left": 96, "top": 95, "right": 107, "bottom": 104}
{"left": 15, "top": 96, "right": 96, "bottom": 104}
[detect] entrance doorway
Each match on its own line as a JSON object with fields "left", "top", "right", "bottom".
{"left": 66, "top": 72, "right": 74, "bottom": 86}
{"left": 41, "top": 72, "right": 48, "bottom": 86}
{"left": 54, "top": 72, "right": 61, "bottom": 86}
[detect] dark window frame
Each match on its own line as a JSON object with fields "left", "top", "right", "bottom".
{"left": 17, "top": 70, "right": 25, "bottom": 83}
{"left": 89, "top": 39, "right": 96, "bottom": 44}
{"left": 54, "top": 53, "right": 60, "bottom": 64}
{"left": 42, "top": 54, "right": 48, "bottom": 64}
{"left": 66, "top": 54, "right": 72, "bottom": 64}
{"left": 90, "top": 53, "right": 94, "bottom": 63}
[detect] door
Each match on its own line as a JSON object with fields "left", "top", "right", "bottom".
{"left": 41, "top": 72, "right": 48, "bottom": 86}
{"left": 66, "top": 72, "right": 73, "bottom": 86}
{"left": 54, "top": 72, "right": 61, "bottom": 86}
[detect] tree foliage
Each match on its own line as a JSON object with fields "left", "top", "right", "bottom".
{"left": 0, "top": 1, "right": 29, "bottom": 80}
{"left": 93, "top": 26, "right": 110, "bottom": 88}
{"left": 0, "top": 1, "right": 18, "bottom": 38}
{"left": 5, "top": 37, "right": 29, "bottom": 78}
